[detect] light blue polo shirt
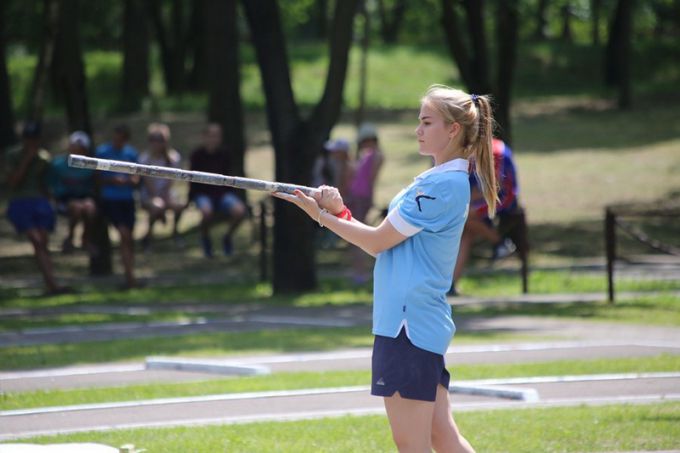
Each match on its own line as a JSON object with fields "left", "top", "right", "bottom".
{"left": 372, "top": 158, "right": 470, "bottom": 355}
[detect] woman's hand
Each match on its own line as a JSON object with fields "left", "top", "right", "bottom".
{"left": 315, "top": 185, "right": 344, "bottom": 215}
{"left": 272, "top": 189, "right": 322, "bottom": 222}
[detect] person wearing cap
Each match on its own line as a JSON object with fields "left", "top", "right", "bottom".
{"left": 346, "top": 123, "right": 384, "bottom": 283}
{"left": 312, "top": 138, "right": 352, "bottom": 249}
{"left": 48, "top": 131, "right": 97, "bottom": 253}
{"left": 96, "top": 124, "right": 139, "bottom": 289}
{"left": 2, "top": 122, "right": 69, "bottom": 294}
{"left": 312, "top": 138, "right": 351, "bottom": 196}
{"left": 138, "top": 123, "right": 186, "bottom": 250}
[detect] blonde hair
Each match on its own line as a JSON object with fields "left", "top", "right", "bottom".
{"left": 147, "top": 122, "right": 171, "bottom": 142}
{"left": 421, "top": 84, "right": 498, "bottom": 216}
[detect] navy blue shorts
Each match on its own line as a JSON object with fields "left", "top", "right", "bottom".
{"left": 6, "top": 198, "right": 55, "bottom": 234}
{"left": 371, "top": 328, "right": 450, "bottom": 402}
{"left": 101, "top": 200, "right": 136, "bottom": 229}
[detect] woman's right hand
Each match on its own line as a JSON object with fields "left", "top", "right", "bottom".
{"left": 316, "top": 185, "right": 344, "bottom": 215}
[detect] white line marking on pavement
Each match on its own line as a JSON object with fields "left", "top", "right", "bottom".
{"left": 0, "top": 364, "right": 145, "bottom": 381}
{"left": 2, "top": 340, "right": 676, "bottom": 381}
{"left": 4, "top": 372, "right": 678, "bottom": 417}
{"left": 464, "top": 372, "right": 680, "bottom": 386}
{"left": 0, "top": 386, "right": 370, "bottom": 417}
{"left": 246, "top": 315, "right": 358, "bottom": 327}
{"left": 2, "top": 393, "right": 679, "bottom": 441}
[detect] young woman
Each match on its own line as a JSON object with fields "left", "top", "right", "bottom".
{"left": 139, "top": 123, "right": 185, "bottom": 250}
{"left": 275, "top": 85, "right": 497, "bottom": 452}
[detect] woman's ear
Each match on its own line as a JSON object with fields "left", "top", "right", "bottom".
{"left": 449, "top": 122, "right": 461, "bottom": 139}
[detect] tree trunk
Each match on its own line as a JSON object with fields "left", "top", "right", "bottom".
{"left": 534, "top": 0, "right": 550, "bottom": 40}
{"left": 495, "top": 0, "right": 519, "bottom": 146}
{"left": 461, "top": 0, "right": 491, "bottom": 94}
{"left": 0, "top": 0, "right": 17, "bottom": 150}
{"left": 356, "top": 0, "right": 369, "bottom": 127}
{"left": 440, "top": 0, "right": 474, "bottom": 90}
{"left": 242, "top": 0, "right": 359, "bottom": 293}
{"left": 604, "top": 0, "right": 634, "bottom": 109}
{"left": 377, "top": 0, "right": 407, "bottom": 44}
{"left": 51, "top": 0, "right": 91, "bottom": 134}
{"left": 315, "top": 0, "right": 328, "bottom": 39}
{"left": 149, "top": 0, "right": 187, "bottom": 94}
{"left": 188, "top": 0, "right": 207, "bottom": 91}
{"left": 121, "top": 0, "right": 150, "bottom": 112}
{"left": 560, "top": 2, "right": 573, "bottom": 42}
{"left": 206, "top": 0, "right": 245, "bottom": 180}
{"left": 28, "top": 0, "right": 61, "bottom": 125}
{"left": 591, "top": 0, "right": 602, "bottom": 46}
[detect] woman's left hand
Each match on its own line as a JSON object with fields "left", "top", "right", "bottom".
{"left": 272, "top": 189, "right": 321, "bottom": 221}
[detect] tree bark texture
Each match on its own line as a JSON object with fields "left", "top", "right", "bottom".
{"left": 28, "top": 0, "right": 60, "bottom": 125}
{"left": 51, "top": 0, "right": 91, "bottom": 134}
{"left": 0, "top": 0, "right": 17, "bottom": 149}
{"left": 242, "top": 0, "right": 359, "bottom": 293}
{"left": 205, "top": 0, "right": 246, "bottom": 181}
{"left": 377, "top": 0, "right": 408, "bottom": 44}
{"left": 605, "top": 0, "right": 634, "bottom": 108}
{"left": 121, "top": 0, "right": 150, "bottom": 112}
{"left": 495, "top": 0, "right": 519, "bottom": 146}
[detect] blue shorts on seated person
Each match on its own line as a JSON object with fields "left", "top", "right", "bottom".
{"left": 194, "top": 193, "right": 242, "bottom": 216}
{"left": 101, "top": 200, "right": 136, "bottom": 229}
{"left": 371, "top": 328, "right": 450, "bottom": 402}
{"left": 6, "top": 197, "right": 56, "bottom": 234}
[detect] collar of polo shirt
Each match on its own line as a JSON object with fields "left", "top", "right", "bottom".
{"left": 414, "top": 158, "right": 469, "bottom": 181}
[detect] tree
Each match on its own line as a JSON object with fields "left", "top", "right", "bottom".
{"left": 534, "top": 0, "right": 550, "bottom": 40}
{"left": 440, "top": 0, "right": 491, "bottom": 95}
{"left": 591, "top": 0, "right": 603, "bottom": 46}
{"left": 121, "top": 0, "right": 150, "bottom": 112}
{"left": 0, "top": 0, "right": 17, "bottom": 149}
{"left": 205, "top": 0, "right": 245, "bottom": 180}
{"left": 495, "top": 0, "right": 519, "bottom": 145}
{"left": 28, "top": 0, "right": 60, "bottom": 126}
{"left": 439, "top": 0, "right": 519, "bottom": 144}
{"left": 604, "top": 0, "right": 634, "bottom": 109}
{"left": 377, "top": 0, "right": 408, "bottom": 44}
{"left": 188, "top": 0, "right": 207, "bottom": 90}
{"left": 149, "top": 0, "right": 189, "bottom": 94}
{"left": 51, "top": 0, "right": 91, "bottom": 134}
{"left": 242, "top": 0, "right": 359, "bottom": 293}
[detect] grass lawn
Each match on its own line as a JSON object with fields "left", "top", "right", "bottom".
{"left": 3, "top": 354, "right": 678, "bottom": 411}
{"left": 8, "top": 402, "right": 679, "bottom": 452}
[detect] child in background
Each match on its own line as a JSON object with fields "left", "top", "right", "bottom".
{"left": 49, "top": 131, "right": 96, "bottom": 253}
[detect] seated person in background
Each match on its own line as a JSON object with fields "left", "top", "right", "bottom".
{"left": 49, "top": 131, "right": 96, "bottom": 253}
{"left": 346, "top": 123, "right": 384, "bottom": 284}
{"left": 312, "top": 138, "right": 351, "bottom": 197}
{"left": 452, "top": 138, "right": 519, "bottom": 293}
{"left": 139, "top": 123, "right": 185, "bottom": 250}
{"left": 3, "top": 122, "right": 69, "bottom": 294}
{"left": 189, "top": 123, "right": 246, "bottom": 258}
{"left": 96, "top": 124, "right": 139, "bottom": 289}
{"left": 312, "top": 138, "right": 351, "bottom": 248}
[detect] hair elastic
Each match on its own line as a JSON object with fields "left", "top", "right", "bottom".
{"left": 471, "top": 94, "right": 479, "bottom": 104}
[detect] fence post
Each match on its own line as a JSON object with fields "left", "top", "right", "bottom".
{"left": 259, "top": 199, "right": 268, "bottom": 282}
{"left": 605, "top": 207, "right": 616, "bottom": 303}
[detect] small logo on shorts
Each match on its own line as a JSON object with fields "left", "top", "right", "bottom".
{"left": 376, "top": 378, "right": 386, "bottom": 386}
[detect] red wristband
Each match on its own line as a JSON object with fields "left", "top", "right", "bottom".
{"left": 335, "top": 205, "right": 352, "bottom": 221}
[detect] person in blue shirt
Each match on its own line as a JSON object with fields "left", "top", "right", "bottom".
{"left": 95, "top": 125, "right": 140, "bottom": 289}
{"left": 49, "top": 131, "right": 96, "bottom": 253}
{"left": 275, "top": 85, "right": 497, "bottom": 453}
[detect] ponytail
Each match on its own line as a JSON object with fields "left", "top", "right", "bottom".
{"left": 421, "top": 85, "right": 499, "bottom": 215}
{"left": 470, "top": 95, "right": 498, "bottom": 217}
